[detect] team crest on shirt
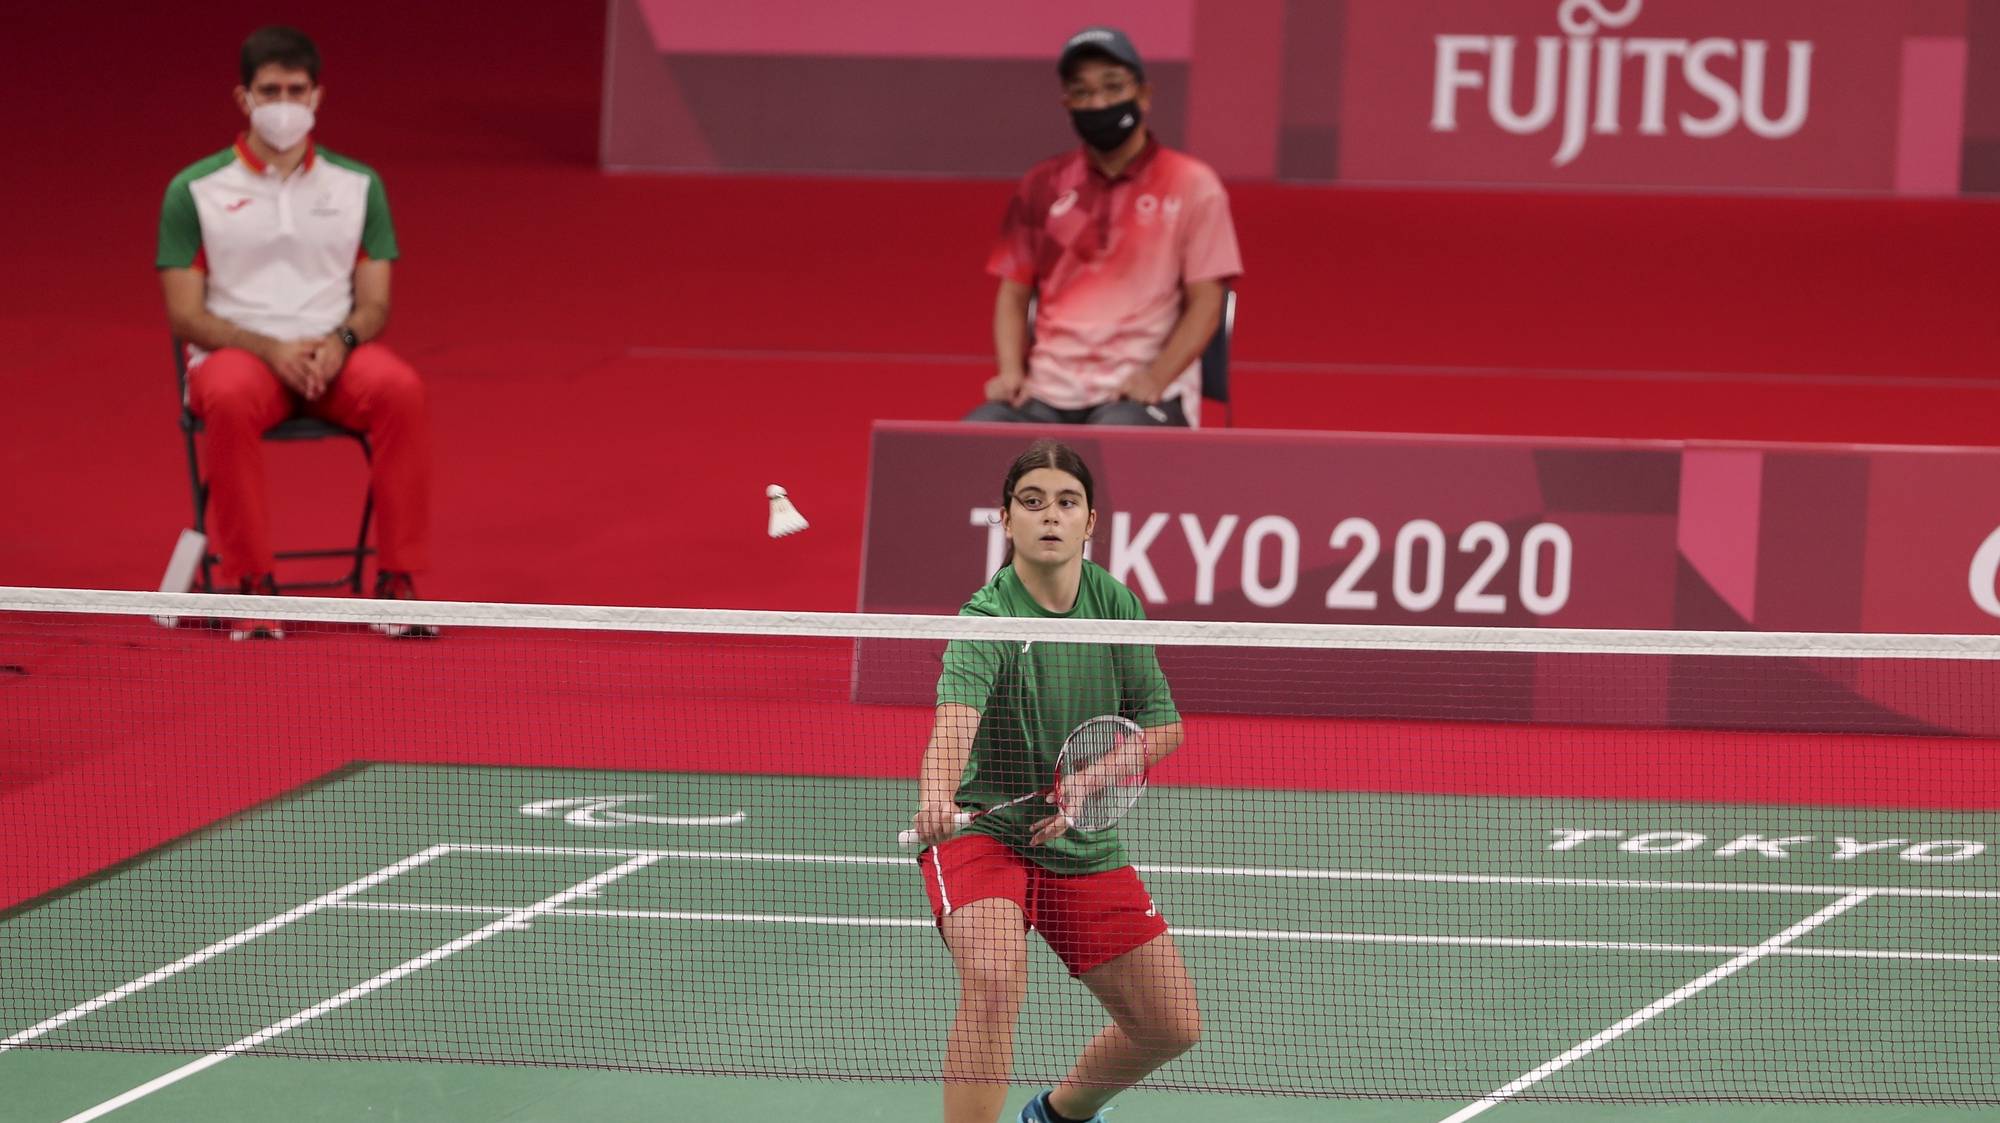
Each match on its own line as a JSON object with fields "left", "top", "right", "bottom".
{"left": 1135, "top": 194, "right": 1183, "bottom": 224}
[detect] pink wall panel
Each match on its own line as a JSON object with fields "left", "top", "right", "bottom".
{"left": 1896, "top": 38, "right": 1970, "bottom": 195}
{"left": 635, "top": 0, "right": 1193, "bottom": 59}
{"left": 607, "top": 0, "right": 2000, "bottom": 194}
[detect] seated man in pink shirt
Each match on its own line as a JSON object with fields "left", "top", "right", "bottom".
{"left": 968, "top": 27, "right": 1243, "bottom": 428}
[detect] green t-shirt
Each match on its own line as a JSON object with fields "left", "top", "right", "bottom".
{"left": 935, "top": 560, "right": 1180, "bottom": 875}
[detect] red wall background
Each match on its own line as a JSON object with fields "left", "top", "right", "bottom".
{"left": 0, "top": 2, "right": 1995, "bottom": 614}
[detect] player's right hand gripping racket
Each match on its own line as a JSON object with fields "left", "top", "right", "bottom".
{"left": 899, "top": 715, "right": 1148, "bottom": 849}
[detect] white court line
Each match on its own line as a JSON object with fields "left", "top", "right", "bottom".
{"left": 442, "top": 844, "right": 2000, "bottom": 899}
{"left": 332, "top": 899, "right": 2000, "bottom": 963}
{"left": 1434, "top": 892, "right": 1875, "bottom": 1123}
{"left": 57, "top": 853, "right": 663, "bottom": 1123}
{"left": 0, "top": 845, "right": 452, "bottom": 1052}
{"left": 1136, "top": 862, "right": 2000, "bottom": 899}
{"left": 340, "top": 899, "right": 931, "bottom": 927}
{"left": 11, "top": 841, "right": 1988, "bottom": 1103}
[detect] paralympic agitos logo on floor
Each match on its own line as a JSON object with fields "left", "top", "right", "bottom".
{"left": 520, "top": 796, "right": 747, "bottom": 829}
{"left": 1429, "top": 0, "right": 1813, "bottom": 168}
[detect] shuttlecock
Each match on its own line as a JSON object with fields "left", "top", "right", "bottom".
{"left": 767, "top": 484, "right": 809, "bottom": 538}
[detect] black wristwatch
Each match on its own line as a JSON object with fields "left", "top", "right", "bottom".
{"left": 337, "top": 326, "right": 359, "bottom": 351}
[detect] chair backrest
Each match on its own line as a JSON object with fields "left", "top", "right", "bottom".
{"left": 1200, "top": 288, "right": 1236, "bottom": 407}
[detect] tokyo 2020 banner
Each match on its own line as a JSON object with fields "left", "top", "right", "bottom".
{"left": 604, "top": 0, "right": 2000, "bottom": 194}
{"left": 855, "top": 423, "right": 2000, "bottom": 733}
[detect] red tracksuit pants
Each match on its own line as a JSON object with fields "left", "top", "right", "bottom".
{"left": 188, "top": 344, "right": 431, "bottom": 584}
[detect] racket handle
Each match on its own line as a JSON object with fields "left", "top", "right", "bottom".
{"left": 898, "top": 812, "right": 974, "bottom": 849}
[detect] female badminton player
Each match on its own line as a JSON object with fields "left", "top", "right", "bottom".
{"left": 909, "top": 439, "right": 1198, "bottom": 1123}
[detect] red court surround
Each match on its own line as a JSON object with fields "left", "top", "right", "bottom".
{"left": 1, "top": 2, "right": 1997, "bottom": 907}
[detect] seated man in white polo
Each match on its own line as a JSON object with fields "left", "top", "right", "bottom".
{"left": 157, "top": 25, "right": 433, "bottom": 639}
{"left": 968, "top": 26, "right": 1242, "bottom": 427}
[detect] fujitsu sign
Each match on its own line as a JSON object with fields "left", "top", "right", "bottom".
{"left": 1427, "top": 0, "right": 1811, "bottom": 168}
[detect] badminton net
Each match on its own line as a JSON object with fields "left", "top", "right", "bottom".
{"left": 2, "top": 585, "right": 1998, "bottom": 1105}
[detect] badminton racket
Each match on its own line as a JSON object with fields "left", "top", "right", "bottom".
{"left": 899, "top": 715, "right": 1148, "bottom": 848}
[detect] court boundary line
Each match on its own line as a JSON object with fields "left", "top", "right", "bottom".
{"left": 12, "top": 841, "right": 1990, "bottom": 1053}
{"left": 12, "top": 841, "right": 1995, "bottom": 1116}
{"left": 1434, "top": 892, "right": 1874, "bottom": 1122}
{"left": 332, "top": 898, "right": 2000, "bottom": 962}
{"left": 446, "top": 843, "right": 2000, "bottom": 898}
{"left": 55, "top": 853, "right": 663, "bottom": 1123}
{"left": 0, "top": 845, "right": 453, "bottom": 1053}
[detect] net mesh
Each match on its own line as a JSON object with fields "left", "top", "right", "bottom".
{"left": 3, "top": 585, "right": 1999, "bottom": 1105}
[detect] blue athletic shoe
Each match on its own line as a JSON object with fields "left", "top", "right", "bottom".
{"left": 1018, "top": 1090, "right": 1109, "bottom": 1123}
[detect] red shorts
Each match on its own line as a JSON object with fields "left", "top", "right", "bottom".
{"left": 919, "top": 833, "right": 1168, "bottom": 976}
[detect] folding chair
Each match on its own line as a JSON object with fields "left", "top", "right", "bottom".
{"left": 174, "top": 339, "right": 375, "bottom": 593}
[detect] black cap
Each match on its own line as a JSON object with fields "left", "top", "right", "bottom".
{"left": 1058, "top": 26, "right": 1145, "bottom": 82}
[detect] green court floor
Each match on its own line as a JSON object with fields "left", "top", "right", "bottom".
{"left": 3, "top": 765, "right": 1998, "bottom": 1120}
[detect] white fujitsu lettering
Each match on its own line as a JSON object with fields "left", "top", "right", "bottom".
{"left": 1680, "top": 39, "right": 1741, "bottom": 138}
{"left": 1592, "top": 37, "right": 1622, "bottom": 133}
{"left": 1558, "top": 0, "right": 1642, "bottom": 37}
{"left": 1426, "top": 2, "right": 1814, "bottom": 168}
{"left": 1741, "top": 40, "right": 1813, "bottom": 138}
{"left": 1626, "top": 38, "right": 1689, "bottom": 136}
{"left": 1489, "top": 37, "right": 1563, "bottom": 134}
{"left": 1550, "top": 35, "right": 1594, "bottom": 166}
{"left": 1431, "top": 36, "right": 1491, "bottom": 130}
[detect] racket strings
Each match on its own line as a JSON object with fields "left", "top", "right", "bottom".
{"left": 1057, "top": 717, "right": 1148, "bottom": 831}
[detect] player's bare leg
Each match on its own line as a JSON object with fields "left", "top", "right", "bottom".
{"left": 941, "top": 898, "right": 1030, "bottom": 1122}
{"left": 1048, "top": 933, "right": 1201, "bottom": 1119}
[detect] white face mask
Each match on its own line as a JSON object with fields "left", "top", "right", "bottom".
{"left": 249, "top": 100, "right": 315, "bottom": 152}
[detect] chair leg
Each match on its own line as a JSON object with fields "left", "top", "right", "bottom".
{"left": 350, "top": 490, "right": 375, "bottom": 594}
{"left": 184, "top": 418, "right": 377, "bottom": 595}
{"left": 183, "top": 423, "right": 216, "bottom": 594}
{"left": 350, "top": 435, "right": 375, "bottom": 593}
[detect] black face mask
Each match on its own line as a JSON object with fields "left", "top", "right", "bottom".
{"left": 1069, "top": 99, "right": 1143, "bottom": 153}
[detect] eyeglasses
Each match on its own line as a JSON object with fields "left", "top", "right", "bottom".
{"left": 1012, "top": 492, "right": 1084, "bottom": 512}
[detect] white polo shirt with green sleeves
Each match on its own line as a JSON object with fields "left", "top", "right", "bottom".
{"left": 156, "top": 136, "right": 398, "bottom": 354}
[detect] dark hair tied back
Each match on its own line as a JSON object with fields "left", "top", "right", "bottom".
{"left": 1001, "top": 440, "right": 1095, "bottom": 510}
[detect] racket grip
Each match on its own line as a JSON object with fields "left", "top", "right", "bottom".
{"left": 897, "top": 812, "right": 974, "bottom": 849}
